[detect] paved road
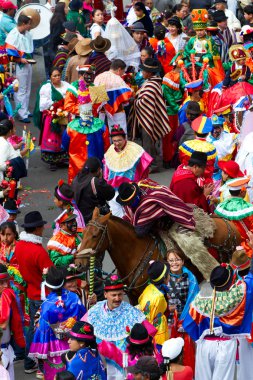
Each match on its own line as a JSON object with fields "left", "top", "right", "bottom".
{"left": 13, "top": 50, "right": 174, "bottom": 379}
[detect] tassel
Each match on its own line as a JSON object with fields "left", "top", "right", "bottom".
{"left": 190, "top": 53, "right": 196, "bottom": 80}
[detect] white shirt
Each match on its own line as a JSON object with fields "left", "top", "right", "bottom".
{"left": 39, "top": 81, "right": 69, "bottom": 112}
{"left": 225, "top": 8, "right": 241, "bottom": 30}
{"left": 0, "top": 137, "right": 20, "bottom": 182}
{"left": 90, "top": 23, "right": 106, "bottom": 40}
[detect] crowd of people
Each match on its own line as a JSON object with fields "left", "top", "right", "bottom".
{"left": 1, "top": 0, "right": 253, "bottom": 379}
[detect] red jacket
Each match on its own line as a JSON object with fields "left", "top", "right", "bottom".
{"left": 15, "top": 237, "right": 53, "bottom": 300}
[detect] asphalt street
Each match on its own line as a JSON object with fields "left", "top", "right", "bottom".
{"left": 13, "top": 50, "right": 174, "bottom": 379}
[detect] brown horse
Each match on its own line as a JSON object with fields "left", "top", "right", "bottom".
{"left": 78, "top": 208, "right": 241, "bottom": 304}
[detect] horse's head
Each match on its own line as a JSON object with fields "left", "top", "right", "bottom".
{"left": 79, "top": 207, "right": 111, "bottom": 256}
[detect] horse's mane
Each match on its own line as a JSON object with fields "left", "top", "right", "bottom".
{"left": 109, "top": 214, "right": 135, "bottom": 231}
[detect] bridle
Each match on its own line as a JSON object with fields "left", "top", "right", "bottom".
{"left": 87, "top": 219, "right": 112, "bottom": 254}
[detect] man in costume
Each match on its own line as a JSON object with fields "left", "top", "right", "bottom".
{"left": 15, "top": 211, "right": 53, "bottom": 374}
{"left": 179, "top": 115, "right": 217, "bottom": 184}
{"left": 5, "top": 14, "right": 33, "bottom": 123}
{"left": 170, "top": 151, "right": 211, "bottom": 213}
{"left": 0, "top": 264, "right": 25, "bottom": 380}
{"left": 47, "top": 208, "right": 82, "bottom": 268}
{"left": 94, "top": 59, "right": 133, "bottom": 134}
{"left": 82, "top": 275, "right": 152, "bottom": 380}
{"left": 215, "top": 176, "right": 253, "bottom": 256}
{"left": 103, "top": 125, "right": 153, "bottom": 217}
{"left": 130, "top": 58, "right": 171, "bottom": 171}
{"left": 138, "top": 260, "right": 169, "bottom": 346}
{"left": 64, "top": 64, "right": 110, "bottom": 184}
{"left": 222, "top": 45, "right": 251, "bottom": 89}
{"left": 183, "top": 260, "right": 253, "bottom": 380}
{"left": 116, "top": 179, "right": 218, "bottom": 279}
{"left": 184, "top": 9, "right": 224, "bottom": 87}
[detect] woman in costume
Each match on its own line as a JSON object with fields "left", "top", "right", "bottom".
{"left": 29, "top": 266, "right": 86, "bottom": 380}
{"left": 166, "top": 247, "right": 199, "bottom": 373}
{"left": 166, "top": 16, "right": 187, "bottom": 53}
{"left": 34, "top": 67, "right": 69, "bottom": 171}
{"left": 64, "top": 321, "right": 106, "bottom": 379}
{"left": 149, "top": 25, "right": 176, "bottom": 74}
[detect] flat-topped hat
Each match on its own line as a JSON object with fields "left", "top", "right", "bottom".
{"left": 131, "top": 21, "right": 147, "bottom": 32}
{"left": 45, "top": 266, "right": 65, "bottom": 290}
{"left": 139, "top": 58, "right": 160, "bottom": 73}
{"left": 116, "top": 182, "right": 140, "bottom": 205}
{"left": 104, "top": 274, "right": 124, "bottom": 291}
{"left": 126, "top": 323, "right": 151, "bottom": 345}
{"left": 21, "top": 211, "right": 47, "bottom": 228}
{"left": 148, "top": 260, "right": 169, "bottom": 285}
{"left": 210, "top": 264, "right": 233, "bottom": 291}
{"left": 69, "top": 321, "right": 96, "bottom": 342}
{"left": 90, "top": 35, "right": 111, "bottom": 53}
{"left": 213, "top": 10, "right": 228, "bottom": 22}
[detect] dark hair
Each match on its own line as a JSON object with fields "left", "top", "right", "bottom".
{"left": 110, "top": 59, "right": 127, "bottom": 71}
{"left": 229, "top": 189, "right": 241, "bottom": 196}
{"left": 17, "top": 15, "right": 31, "bottom": 26}
{"left": 167, "top": 16, "right": 183, "bottom": 34}
{"left": 156, "top": 8, "right": 173, "bottom": 23}
{"left": 50, "top": 66, "right": 61, "bottom": 77}
{"left": 55, "top": 371, "right": 75, "bottom": 380}
{"left": 0, "top": 222, "right": 18, "bottom": 240}
{"left": 50, "top": 2, "right": 66, "bottom": 29}
{"left": 154, "top": 25, "right": 166, "bottom": 40}
{"left": 127, "top": 341, "right": 154, "bottom": 360}
{"left": 160, "top": 352, "right": 182, "bottom": 376}
{"left": 244, "top": 5, "right": 253, "bottom": 14}
{"left": 134, "top": 1, "right": 149, "bottom": 15}
{"left": 55, "top": 183, "right": 74, "bottom": 203}
{"left": 195, "top": 132, "right": 209, "bottom": 138}
{"left": 92, "top": 8, "right": 102, "bottom": 17}
{"left": 24, "top": 227, "right": 37, "bottom": 234}
{"left": 0, "top": 119, "right": 13, "bottom": 136}
{"left": 173, "top": 3, "right": 184, "bottom": 14}
{"left": 141, "top": 46, "right": 154, "bottom": 58}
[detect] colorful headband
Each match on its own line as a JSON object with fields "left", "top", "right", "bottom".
{"left": 129, "top": 337, "right": 150, "bottom": 345}
{"left": 0, "top": 272, "right": 9, "bottom": 280}
{"left": 57, "top": 188, "right": 72, "bottom": 202}
{"left": 152, "top": 265, "right": 167, "bottom": 283}
{"left": 69, "top": 331, "right": 95, "bottom": 340}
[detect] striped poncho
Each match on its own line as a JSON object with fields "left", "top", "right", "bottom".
{"left": 130, "top": 76, "right": 171, "bottom": 142}
{"left": 124, "top": 179, "right": 195, "bottom": 230}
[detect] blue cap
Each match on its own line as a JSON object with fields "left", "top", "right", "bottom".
{"left": 211, "top": 114, "right": 224, "bottom": 126}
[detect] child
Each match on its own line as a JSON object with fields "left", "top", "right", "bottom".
{"left": 223, "top": 45, "right": 251, "bottom": 89}
{"left": 54, "top": 180, "right": 85, "bottom": 233}
{"left": 63, "top": 321, "right": 106, "bottom": 380}
{"left": 3, "top": 199, "right": 20, "bottom": 233}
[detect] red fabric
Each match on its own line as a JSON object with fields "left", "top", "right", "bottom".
{"left": 232, "top": 216, "right": 253, "bottom": 257}
{"left": 179, "top": 150, "right": 215, "bottom": 182}
{"left": 15, "top": 240, "right": 53, "bottom": 300}
{"left": 0, "top": 288, "right": 25, "bottom": 347}
{"left": 149, "top": 38, "right": 176, "bottom": 74}
{"left": 170, "top": 165, "right": 210, "bottom": 212}
{"left": 162, "top": 115, "right": 178, "bottom": 162}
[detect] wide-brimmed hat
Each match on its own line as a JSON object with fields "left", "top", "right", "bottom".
{"left": 45, "top": 266, "right": 65, "bottom": 290}
{"left": 226, "top": 176, "right": 250, "bottom": 191}
{"left": 68, "top": 37, "right": 79, "bottom": 54}
{"left": 0, "top": 264, "right": 10, "bottom": 281}
{"left": 116, "top": 182, "right": 140, "bottom": 206}
{"left": 162, "top": 338, "right": 184, "bottom": 360}
{"left": 63, "top": 264, "right": 85, "bottom": 281}
{"left": 4, "top": 199, "right": 20, "bottom": 214}
{"left": 218, "top": 160, "right": 244, "bottom": 178}
{"left": 213, "top": 10, "right": 228, "bottom": 22}
{"left": 90, "top": 36, "right": 111, "bottom": 53}
{"left": 21, "top": 211, "right": 47, "bottom": 228}
{"left": 20, "top": 8, "right": 40, "bottom": 29}
{"left": 188, "top": 151, "right": 207, "bottom": 167}
{"left": 69, "top": 321, "right": 95, "bottom": 342}
{"left": 127, "top": 356, "right": 160, "bottom": 376}
{"left": 104, "top": 274, "right": 124, "bottom": 291}
{"left": 56, "top": 208, "right": 77, "bottom": 225}
{"left": 131, "top": 21, "right": 147, "bottom": 32}
{"left": 148, "top": 260, "right": 169, "bottom": 285}
{"left": 230, "top": 247, "right": 250, "bottom": 272}
{"left": 126, "top": 323, "right": 151, "bottom": 345}
{"left": 75, "top": 39, "right": 92, "bottom": 56}
{"left": 210, "top": 265, "right": 233, "bottom": 291}
{"left": 139, "top": 58, "right": 160, "bottom": 73}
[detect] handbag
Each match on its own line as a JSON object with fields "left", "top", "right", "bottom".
{"left": 91, "top": 177, "right": 110, "bottom": 215}
{"left": 9, "top": 157, "right": 27, "bottom": 180}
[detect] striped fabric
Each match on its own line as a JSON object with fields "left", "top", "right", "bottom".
{"left": 124, "top": 179, "right": 195, "bottom": 230}
{"left": 130, "top": 76, "right": 171, "bottom": 142}
{"left": 88, "top": 52, "right": 111, "bottom": 78}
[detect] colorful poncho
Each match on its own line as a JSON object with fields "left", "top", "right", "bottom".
{"left": 215, "top": 197, "right": 253, "bottom": 220}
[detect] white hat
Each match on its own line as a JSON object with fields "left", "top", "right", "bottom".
{"left": 162, "top": 338, "right": 184, "bottom": 360}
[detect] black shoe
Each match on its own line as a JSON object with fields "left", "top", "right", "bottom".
{"left": 24, "top": 362, "right": 38, "bottom": 374}
{"left": 19, "top": 118, "right": 31, "bottom": 123}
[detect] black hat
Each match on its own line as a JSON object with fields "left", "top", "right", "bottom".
{"left": 45, "top": 266, "right": 65, "bottom": 290}
{"left": 69, "top": 321, "right": 95, "bottom": 342}
{"left": 90, "top": 36, "right": 111, "bottom": 53}
{"left": 110, "top": 125, "right": 126, "bottom": 138}
{"left": 104, "top": 274, "right": 124, "bottom": 291}
{"left": 4, "top": 199, "right": 20, "bottom": 214}
{"left": 116, "top": 182, "right": 140, "bottom": 206}
{"left": 131, "top": 21, "right": 147, "bottom": 33}
{"left": 213, "top": 0, "right": 227, "bottom": 3}
{"left": 213, "top": 10, "right": 228, "bottom": 22}
{"left": 69, "top": 0, "right": 83, "bottom": 11}
{"left": 210, "top": 265, "right": 233, "bottom": 291}
{"left": 83, "top": 157, "right": 101, "bottom": 173}
{"left": 186, "top": 101, "right": 201, "bottom": 115}
{"left": 127, "top": 356, "right": 160, "bottom": 376}
{"left": 21, "top": 211, "right": 47, "bottom": 228}
{"left": 188, "top": 151, "right": 207, "bottom": 167}
{"left": 126, "top": 323, "right": 151, "bottom": 345}
{"left": 139, "top": 58, "right": 160, "bottom": 73}
{"left": 63, "top": 21, "right": 77, "bottom": 32}
{"left": 0, "top": 263, "right": 9, "bottom": 281}
{"left": 63, "top": 264, "right": 85, "bottom": 281}
{"left": 167, "top": 16, "right": 182, "bottom": 29}
{"left": 54, "top": 180, "right": 74, "bottom": 202}
{"left": 148, "top": 260, "right": 169, "bottom": 285}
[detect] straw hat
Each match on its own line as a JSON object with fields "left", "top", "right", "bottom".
{"left": 20, "top": 8, "right": 40, "bottom": 29}
{"left": 75, "top": 39, "right": 92, "bottom": 56}
{"left": 68, "top": 37, "right": 79, "bottom": 54}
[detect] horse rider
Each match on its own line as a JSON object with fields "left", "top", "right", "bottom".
{"left": 116, "top": 178, "right": 218, "bottom": 279}
{"left": 215, "top": 176, "right": 253, "bottom": 257}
